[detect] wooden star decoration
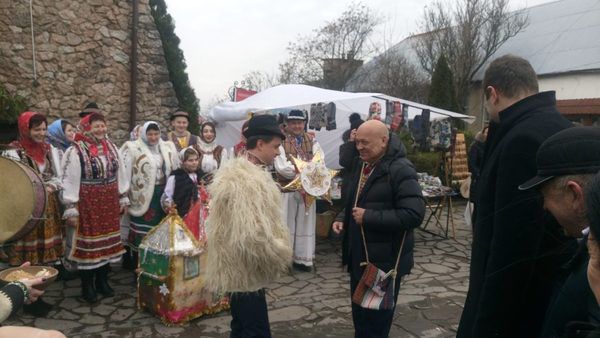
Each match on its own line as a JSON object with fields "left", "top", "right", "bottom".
{"left": 282, "top": 152, "right": 340, "bottom": 209}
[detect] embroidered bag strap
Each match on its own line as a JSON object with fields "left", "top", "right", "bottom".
{"left": 355, "top": 162, "right": 370, "bottom": 264}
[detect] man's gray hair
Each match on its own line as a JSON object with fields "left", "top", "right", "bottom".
{"left": 547, "top": 174, "right": 596, "bottom": 191}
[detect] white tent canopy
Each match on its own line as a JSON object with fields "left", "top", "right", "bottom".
{"left": 209, "top": 84, "right": 474, "bottom": 169}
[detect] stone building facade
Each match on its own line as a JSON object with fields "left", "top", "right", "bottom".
{"left": 0, "top": 0, "right": 179, "bottom": 143}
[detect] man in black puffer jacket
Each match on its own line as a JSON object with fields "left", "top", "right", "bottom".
{"left": 333, "top": 120, "right": 425, "bottom": 338}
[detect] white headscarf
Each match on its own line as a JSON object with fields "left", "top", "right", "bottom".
{"left": 140, "top": 121, "right": 161, "bottom": 153}
{"left": 178, "top": 146, "right": 199, "bottom": 162}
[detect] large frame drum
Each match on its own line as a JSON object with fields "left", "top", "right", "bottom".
{"left": 0, "top": 156, "right": 47, "bottom": 243}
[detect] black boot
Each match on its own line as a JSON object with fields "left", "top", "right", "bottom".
{"left": 122, "top": 246, "right": 135, "bottom": 270}
{"left": 55, "top": 263, "right": 78, "bottom": 281}
{"left": 95, "top": 264, "right": 114, "bottom": 297}
{"left": 23, "top": 298, "right": 53, "bottom": 317}
{"left": 132, "top": 251, "right": 139, "bottom": 285}
{"left": 80, "top": 269, "right": 97, "bottom": 304}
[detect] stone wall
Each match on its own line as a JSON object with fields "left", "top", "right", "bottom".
{"left": 0, "top": 0, "right": 179, "bottom": 143}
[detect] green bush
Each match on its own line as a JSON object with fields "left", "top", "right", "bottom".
{"left": 407, "top": 151, "right": 441, "bottom": 176}
{"left": 463, "top": 129, "right": 475, "bottom": 150}
{"left": 0, "top": 85, "right": 27, "bottom": 124}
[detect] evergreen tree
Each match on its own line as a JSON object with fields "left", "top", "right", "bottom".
{"left": 427, "top": 54, "right": 459, "bottom": 114}
{"left": 150, "top": 0, "right": 200, "bottom": 134}
{"left": 0, "top": 84, "right": 27, "bottom": 143}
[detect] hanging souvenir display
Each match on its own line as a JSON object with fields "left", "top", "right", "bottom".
{"left": 325, "top": 102, "right": 337, "bottom": 131}
{"left": 391, "top": 101, "right": 404, "bottom": 132}
{"left": 309, "top": 103, "right": 326, "bottom": 131}
{"left": 282, "top": 152, "right": 339, "bottom": 209}
{"left": 368, "top": 102, "right": 382, "bottom": 121}
{"left": 137, "top": 210, "right": 228, "bottom": 324}
{"left": 385, "top": 101, "right": 394, "bottom": 126}
{"left": 430, "top": 119, "right": 452, "bottom": 150}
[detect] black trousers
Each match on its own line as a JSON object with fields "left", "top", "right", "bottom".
{"left": 229, "top": 289, "right": 271, "bottom": 338}
{"left": 350, "top": 274, "right": 402, "bottom": 338}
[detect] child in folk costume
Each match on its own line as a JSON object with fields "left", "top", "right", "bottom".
{"left": 164, "top": 111, "right": 200, "bottom": 152}
{"left": 161, "top": 147, "right": 206, "bottom": 240}
{"left": 4, "top": 112, "right": 64, "bottom": 316}
{"left": 194, "top": 122, "right": 227, "bottom": 182}
{"left": 121, "top": 122, "right": 179, "bottom": 263}
{"left": 61, "top": 112, "right": 129, "bottom": 304}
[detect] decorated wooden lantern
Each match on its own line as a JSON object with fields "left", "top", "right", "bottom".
{"left": 137, "top": 211, "right": 228, "bottom": 324}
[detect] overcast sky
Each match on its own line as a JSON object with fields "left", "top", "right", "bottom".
{"left": 164, "top": 0, "right": 557, "bottom": 112}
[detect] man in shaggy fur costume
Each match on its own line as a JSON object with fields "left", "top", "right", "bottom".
{"left": 205, "top": 114, "right": 292, "bottom": 338}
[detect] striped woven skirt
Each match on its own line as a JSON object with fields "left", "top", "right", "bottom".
{"left": 128, "top": 184, "right": 166, "bottom": 251}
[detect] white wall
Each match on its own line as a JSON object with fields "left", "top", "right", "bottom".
{"left": 539, "top": 73, "right": 600, "bottom": 100}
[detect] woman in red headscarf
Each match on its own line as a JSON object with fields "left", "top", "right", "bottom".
{"left": 60, "top": 113, "right": 128, "bottom": 304}
{"left": 4, "top": 112, "right": 64, "bottom": 316}
{"left": 7, "top": 112, "right": 64, "bottom": 265}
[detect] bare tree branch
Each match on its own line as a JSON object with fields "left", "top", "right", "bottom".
{"left": 415, "top": 0, "right": 528, "bottom": 112}
{"left": 278, "top": 2, "right": 380, "bottom": 87}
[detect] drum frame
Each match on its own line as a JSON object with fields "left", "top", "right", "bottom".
{"left": 0, "top": 156, "right": 47, "bottom": 244}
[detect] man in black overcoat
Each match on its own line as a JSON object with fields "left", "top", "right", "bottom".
{"left": 457, "top": 55, "right": 575, "bottom": 338}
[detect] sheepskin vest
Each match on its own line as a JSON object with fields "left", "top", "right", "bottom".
{"left": 205, "top": 157, "right": 292, "bottom": 292}
{"left": 125, "top": 139, "right": 178, "bottom": 217}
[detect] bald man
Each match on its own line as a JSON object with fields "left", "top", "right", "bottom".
{"left": 332, "top": 120, "right": 425, "bottom": 337}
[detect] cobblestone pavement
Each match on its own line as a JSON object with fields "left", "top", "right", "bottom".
{"left": 5, "top": 200, "right": 472, "bottom": 337}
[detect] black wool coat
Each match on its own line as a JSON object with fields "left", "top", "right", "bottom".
{"left": 541, "top": 235, "right": 600, "bottom": 338}
{"left": 338, "top": 134, "right": 425, "bottom": 282}
{"left": 457, "top": 91, "right": 576, "bottom": 338}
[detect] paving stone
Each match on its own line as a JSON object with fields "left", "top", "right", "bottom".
{"left": 421, "top": 263, "right": 455, "bottom": 274}
{"left": 307, "top": 277, "right": 324, "bottom": 284}
{"left": 397, "top": 294, "right": 427, "bottom": 305}
{"left": 93, "top": 304, "right": 117, "bottom": 316}
{"left": 54, "top": 309, "right": 79, "bottom": 320}
{"left": 78, "top": 324, "right": 107, "bottom": 334}
{"left": 72, "top": 306, "right": 92, "bottom": 314}
{"left": 317, "top": 315, "right": 347, "bottom": 326}
{"left": 195, "top": 315, "right": 231, "bottom": 333}
{"left": 34, "top": 318, "right": 83, "bottom": 331}
{"left": 276, "top": 275, "right": 296, "bottom": 284}
{"left": 400, "top": 316, "right": 444, "bottom": 336}
{"left": 273, "top": 285, "right": 298, "bottom": 297}
{"left": 80, "top": 313, "right": 107, "bottom": 324}
{"left": 290, "top": 280, "right": 308, "bottom": 289}
{"left": 110, "top": 308, "right": 136, "bottom": 321}
{"left": 319, "top": 282, "right": 341, "bottom": 289}
{"left": 336, "top": 306, "right": 352, "bottom": 314}
{"left": 0, "top": 200, "right": 474, "bottom": 337}
{"left": 269, "top": 305, "right": 311, "bottom": 323}
{"left": 154, "top": 324, "right": 186, "bottom": 335}
{"left": 422, "top": 304, "right": 462, "bottom": 321}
